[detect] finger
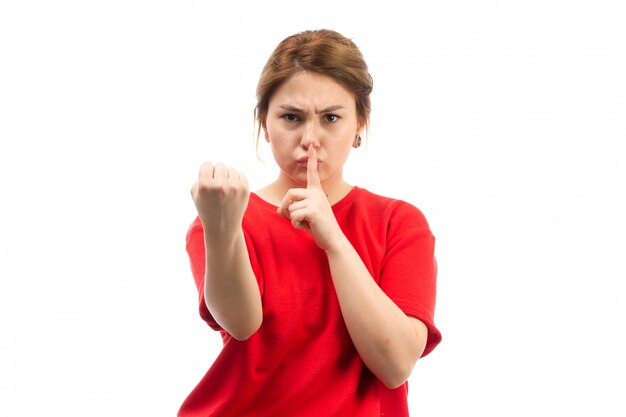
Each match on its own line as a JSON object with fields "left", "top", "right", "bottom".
{"left": 276, "top": 197, "right": 294, "bottom": 219}
{"left": 199, "top": 162, "right": 215, "bottom": 183}
{"left": 228, "top": 167, "right": 238, "bottom": 180}
{"left": 238, "top": 171, "right": 249, "bottom": 187}
{"left": 213, "top": 163, "right": 229, "bottom": 179}
{"left": 289, "top": 208, "right": 310, "bottom": 229}
{"left": 307, "top": 143, "right": 322, "bottom": 190}
{"left": 293, "top": 219, "right": 309, "bottom": 229}
{"left": 287, "top": 199, "right": 307, "bottom": 216}
{"left": 276, "top": 189, "right": 305, "bottom": 219}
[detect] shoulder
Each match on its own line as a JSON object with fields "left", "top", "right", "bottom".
{"left": 352, "top": 187, "right": 431, "bottom": 230}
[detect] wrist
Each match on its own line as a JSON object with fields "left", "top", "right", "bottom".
{"left": 203, "top": 226, "right": 244, "bottom": 251}
{"left": 323, "top": 234, "right": 352, "bottom": 256}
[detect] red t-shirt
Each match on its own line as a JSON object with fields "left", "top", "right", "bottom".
{"left": 179, "top": 187, "right": 441, "bottom": 417}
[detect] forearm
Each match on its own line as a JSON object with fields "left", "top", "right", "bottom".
{"left": 203, "top": 229, "right": 262, "bottom": 340}
{"left": 325, "top": 238, "right": 427, "bottom": 388}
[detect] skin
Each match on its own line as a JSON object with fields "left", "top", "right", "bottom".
{"left": 259, "top": 71, "right": 360, "bottom": 209}
{"left": 190, "top": 71, "right": 429, "bottom": 388}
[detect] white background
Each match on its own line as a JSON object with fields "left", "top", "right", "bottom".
{"left": 1, "top": 1, "right": 625, "bottom": 416}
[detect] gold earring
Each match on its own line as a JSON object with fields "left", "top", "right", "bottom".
{"left": 353, "top": 135, "right": 362, "bottom": 148}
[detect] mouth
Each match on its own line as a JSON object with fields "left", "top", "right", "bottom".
{"left": 296, "top": 157, "right": 321, "bottom": 168}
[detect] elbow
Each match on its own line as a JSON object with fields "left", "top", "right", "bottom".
{"left": 382, "top": 379, "right": 407, "bottom": 390}
{"left": 371, "top": 317, "right": 429, "bottom": 388}
{"left": 381, "top": 376, "right": 408, "bottom": 390}
{"left": 374, "top": 342, "right": 422, "bottom": 389}
{"left": 372, "top": 339, "right": 423, "bottom": 389}
{"left": 206, "top": 293, "right": 263, "bottom": 341}
{"left": 228, "top": 315, "right": 263, "bottom": 341}
{"left": 378, "top": 361, "right": 415, "bottom": 389}
{"left": 230, "top": 330, "right": 254, "bottom": 341}
{"left": 230, "top": 327, "right": 259, "bottom": 341}
{"left": 378, "top": 320, "right": 428, "bottom": 388}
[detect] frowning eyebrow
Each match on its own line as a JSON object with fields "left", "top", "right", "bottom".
{"left": 279, "top": 104, "right": 345, "bottom": 114}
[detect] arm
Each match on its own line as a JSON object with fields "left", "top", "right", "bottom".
{"left": 325, "top": 238, "right": 428, "bottom": 389}
{"left": 277, "top": 145, "right": 428, "bottom": 387}
{"left": 202, "top": 228, "right": 262, "bottom": 341}
{"left": 191, "top": 162, "right": 262, "bottom": 341}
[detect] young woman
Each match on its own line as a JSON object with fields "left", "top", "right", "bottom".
{"left": 180, "top": 29, "right": 441, "bottom": 417}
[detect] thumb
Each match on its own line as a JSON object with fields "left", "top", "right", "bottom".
{"left": 307, "top": 143, "right": 322, "bottom": 190}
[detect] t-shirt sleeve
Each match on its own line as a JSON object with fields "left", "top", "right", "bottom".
{"left": 185, "top": 217, "right": 223, "bottom": 331}
{"left": 185, "top": 217, "right": 264, "bottom": 332}
{"left": 379, "top": 201, "right": 442, "bottom": 357}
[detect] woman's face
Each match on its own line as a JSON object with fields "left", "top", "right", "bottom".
{"left": 264, "top": 71, "right": 362, "bottom": 188}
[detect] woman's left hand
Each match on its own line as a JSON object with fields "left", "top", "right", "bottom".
{"left": 277, "top": 144, "right": 345, "bottom": 251}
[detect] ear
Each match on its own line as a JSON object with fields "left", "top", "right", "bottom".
{"left": 356, "top": 117, "right": 365, "bottom": 137}
{"left": 264, "top": 128, "right": 270, "bottom": 143}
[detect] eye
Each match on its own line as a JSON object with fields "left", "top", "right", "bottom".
{"left": 323, "top": 114, "right": 340, "bottom": 123}
{"left": 282, "top": 113, "right": 299, "bottom": 122}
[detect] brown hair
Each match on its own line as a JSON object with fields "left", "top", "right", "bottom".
{"left": 255, "top": 29, "right": 373, "bottom": 139}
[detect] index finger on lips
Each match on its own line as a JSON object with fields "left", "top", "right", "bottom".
{"left": 307, "top": 143, "right": 322, "bottom": 190}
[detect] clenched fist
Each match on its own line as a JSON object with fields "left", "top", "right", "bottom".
{"left": 191, "top": 162, "right": 250, "bottom": 237}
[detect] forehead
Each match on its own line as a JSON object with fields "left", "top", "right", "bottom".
{"left": 269, "top": 71, "right": 356, "bottom": 111}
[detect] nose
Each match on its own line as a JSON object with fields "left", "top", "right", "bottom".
{"left": 300, "top": 120, "right": 318, "bottom": 149}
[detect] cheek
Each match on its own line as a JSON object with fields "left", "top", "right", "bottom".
{"left": 269, "top": 136, "right": 294, "bottom": 163}
{"left": 334, "top": 130, "right": 357, "bottom": 153}
{"left": 271, "top": 128, "right": 302, "bottom": 149}
{"left": 267, "top": 122, "right": 291, "bottom": 142}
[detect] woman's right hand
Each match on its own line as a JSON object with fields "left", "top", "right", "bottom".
{"left": 190, "top": 163, "right": 261, "bottom": 340}
{"left": 190, "top": 162, "right": 250, "bottom": 237}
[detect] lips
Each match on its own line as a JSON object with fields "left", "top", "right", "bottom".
{"left": 296, "top": 156, "right": 322, "bottom": 163}
{"left": 296, "top": 157, "right": 321, "bottom": 168}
